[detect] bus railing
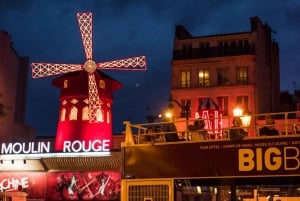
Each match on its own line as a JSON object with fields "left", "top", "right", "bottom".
{"left": 123, "top": 111, "right": 300, "bottom": 146}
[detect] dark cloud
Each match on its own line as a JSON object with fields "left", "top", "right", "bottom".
{"left": 1, "top": 0, "right": 299, "bottom": 135}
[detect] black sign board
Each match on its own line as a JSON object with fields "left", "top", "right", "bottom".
{"left": 122, "top": 136, "right": 300, "bottom": 179}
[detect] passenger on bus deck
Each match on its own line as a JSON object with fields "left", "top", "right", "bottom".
{"left": 164, "top": 122, "right": 181, "bottom": 142}
{"left": 229, "top": 117, "right": 245, "bottom": 141}
{"left": 189, "top": 118, "right": 209, "bottom": 141}
{"left": 139, "top": 127, "right": 153, "bottom": 144}
{"left": 153, "top": 126, "right": 166, "bottom": 143}
{"left": 259, "top": 115, "right": 279, "bottom": 136}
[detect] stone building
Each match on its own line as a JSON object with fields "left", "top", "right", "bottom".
{"left": 170, "top": 16, "right": 280, "bottom": 130}
{"left": 0, "top": 31, "right": 35, "bottom": 142}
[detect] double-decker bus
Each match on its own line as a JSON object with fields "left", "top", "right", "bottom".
{"left": 121, "top": 112, "right": 300, "bottom": 201}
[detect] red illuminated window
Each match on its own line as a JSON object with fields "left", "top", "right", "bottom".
{"left": 217, "top": 96, "right": 229, "bottom": 115}
{"left": 236, "top": 96, "right": 248, "bottom": 111}
{"left": 217, "top": 67, "right": 229, "bottom": 85}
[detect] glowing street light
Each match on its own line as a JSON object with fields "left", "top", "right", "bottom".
{"left": 164, "top": 111, "right": 173, "bottom": 119}
{"left": 233, "top": 107, "right": 252, "bottom": 128}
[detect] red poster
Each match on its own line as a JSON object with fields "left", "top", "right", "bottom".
{"left": 46, "top": 171, "right": 121, "bottom": 201}
{"left": 0, "top": 173, "right": 46, "bottom": 199}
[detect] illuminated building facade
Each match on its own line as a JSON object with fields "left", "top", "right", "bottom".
{"left": 0, "top": 31, "right": 35, "bottom": 142}
{"left": 171, "top": 17, "right": 280, "bottom": 131}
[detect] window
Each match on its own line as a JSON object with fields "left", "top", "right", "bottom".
{"left": 69, "top": 106, "right": 78, "bottom": 120}
{"left": 63, "top": 80, "right": 68, "bottom": 88}
{"left": 182, "top": 44, "right": 192, "bottom": 58}
{"left": 217, "top": 67, "right": 229, "bottom": 85}
{"left": 198, "top": 98, "right": 207, "bottom": 107}
{"left": 236, "top": 96, "right": 249, "bottom": 111}
{"left": 224, "top": 41, "right": 229, "bottom": 55}
{"left": 217, "top": 96, "right": 229, "bottom": 115}
{"left": 195, "top": 98, "right": 207, "bottom": 118}
{"left": 236, "top": 66, "right": 248, "bottom": 84}
{"left": 82, "top": 106, "right": 89, "bottom": 121}
{"left": 60, "top": 108, "right": 66, "bottom": 121}
{"left": 180, "top": 70, "right": 191, "bottom": 88}
{"left": 179, "top": 99, "right": 191, "bottom": 118}
{"left": 96, "top": 109, "right": 104, "bottom": 122}
{"left": 198, "top": 69, "right": 209, "bottom": 87}
{"left": 230, "top": 41, "right": 236, "bottom": 54}
{"left": 199, "top": 42, "right": 209, "bottom": 57}
{"left": 99, "top": 80, "right": 105, "bottom": 89}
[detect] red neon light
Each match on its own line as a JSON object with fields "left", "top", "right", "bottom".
{"left": 201, "top": 110, "right": 222, "bottom": 139}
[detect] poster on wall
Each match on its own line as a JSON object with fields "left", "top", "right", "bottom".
{"left": 0, "top": 173, "right": 46, "bottom": 199}
{"left": 46, "top": 171, "right": 121, "bottom": 201}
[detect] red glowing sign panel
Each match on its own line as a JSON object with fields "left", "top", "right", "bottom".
{"left": 46, "top": 171, "right": 120, "bottom": 201}
{"left": 0, "top": 173, "right": 46, "bottom": 199}
{"left": 0, "top": 171, "right": 120, "bottom": 201}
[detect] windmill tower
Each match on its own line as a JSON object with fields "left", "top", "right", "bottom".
{"left": 31, "top": 12, "right": 147, "bottom": 151}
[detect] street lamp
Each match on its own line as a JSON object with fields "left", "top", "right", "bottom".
{"left": 167, "top": 94, "right": 191, "bottom": 133}
{"left": 240, "top": 111, "right": 252, "bottom": 128}
{"left": 233, "top": 107, "right": 252, "bottom": 128}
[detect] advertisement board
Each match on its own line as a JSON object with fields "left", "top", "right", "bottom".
{"left": 123, "top": 136, "right": 300, "bottom": 179}
{"left": 0, "top": 171, "right": 121, "bottom": 201}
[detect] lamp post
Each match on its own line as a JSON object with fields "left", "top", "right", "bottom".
{"left": 167, "top": 94, "right": 191, "bottom": 135}
{"left": 233, "top": 107, "right": 252, "bottom": 129}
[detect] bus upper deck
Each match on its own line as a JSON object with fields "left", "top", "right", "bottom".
{"left": 121, "top": 111, "right": 300, "bottom": 201}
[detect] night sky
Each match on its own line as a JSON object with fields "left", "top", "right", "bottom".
{"left": 0, "top": 0, "right": 299, "bottom": 136}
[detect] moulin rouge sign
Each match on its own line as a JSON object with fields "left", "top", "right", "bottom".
{"left": 0, "top": 139, "right": 111, "bottom": 154}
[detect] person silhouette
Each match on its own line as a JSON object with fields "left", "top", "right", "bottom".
{"left": 189, "top": 118, "right": 209, "bottom": 141}
{"left": 259, "top": 115, "right": 279, "bottom": 136}
{"left": 229, "top": 117, "right": 245, "bottom": 141}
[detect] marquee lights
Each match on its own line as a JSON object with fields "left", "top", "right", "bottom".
{"left": 1, "top": 142, "right": 50, "bottom": 154}
{"left": 63, "top": 139, "right": 110, "bottom": 152}
{"left": 0, "top": 140, "right": 113, "bottom": 161}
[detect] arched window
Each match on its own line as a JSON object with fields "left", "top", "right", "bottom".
{"left": 82, "top": 106, "right": 89, "bottom": 121}
{"left": 69, "top": 106, "right": 78, "bottom": 120}
{"left": 63, "top": 80, "right": 68, "bottom": 88}
{"left": 99, "top": 80, "right": 105, "bottom": 89}
{"left": 60, "top": 108, "right": 66, "bottom": 121}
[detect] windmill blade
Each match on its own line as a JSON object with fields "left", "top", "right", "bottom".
{"left": 77, "top": 12, "right": 93, "bottom": 60}
{"left": 88, "top": 73, "right": 102, "bottom": 123}
{"left": 96, "top": 56, "right": 147, "bottom": 70}
{"left": 31, "top": 63, "right": 83, "bottom": 78}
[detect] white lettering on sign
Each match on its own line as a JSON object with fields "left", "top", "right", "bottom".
{"left": 63, "top": 140, "right": 110, "bottom": 152}
{"left": 0, "top": 177, "right": 29, "bottom": 192}
{"left": 238, "top": 146, "right": 300, "bottom": 171}
{"left": 1, "top": 142, "right": 51, "bottom": 154}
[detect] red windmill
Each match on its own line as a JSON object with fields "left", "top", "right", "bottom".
{"left": 31, "top": 12, "right": 147, "bottom": 151}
